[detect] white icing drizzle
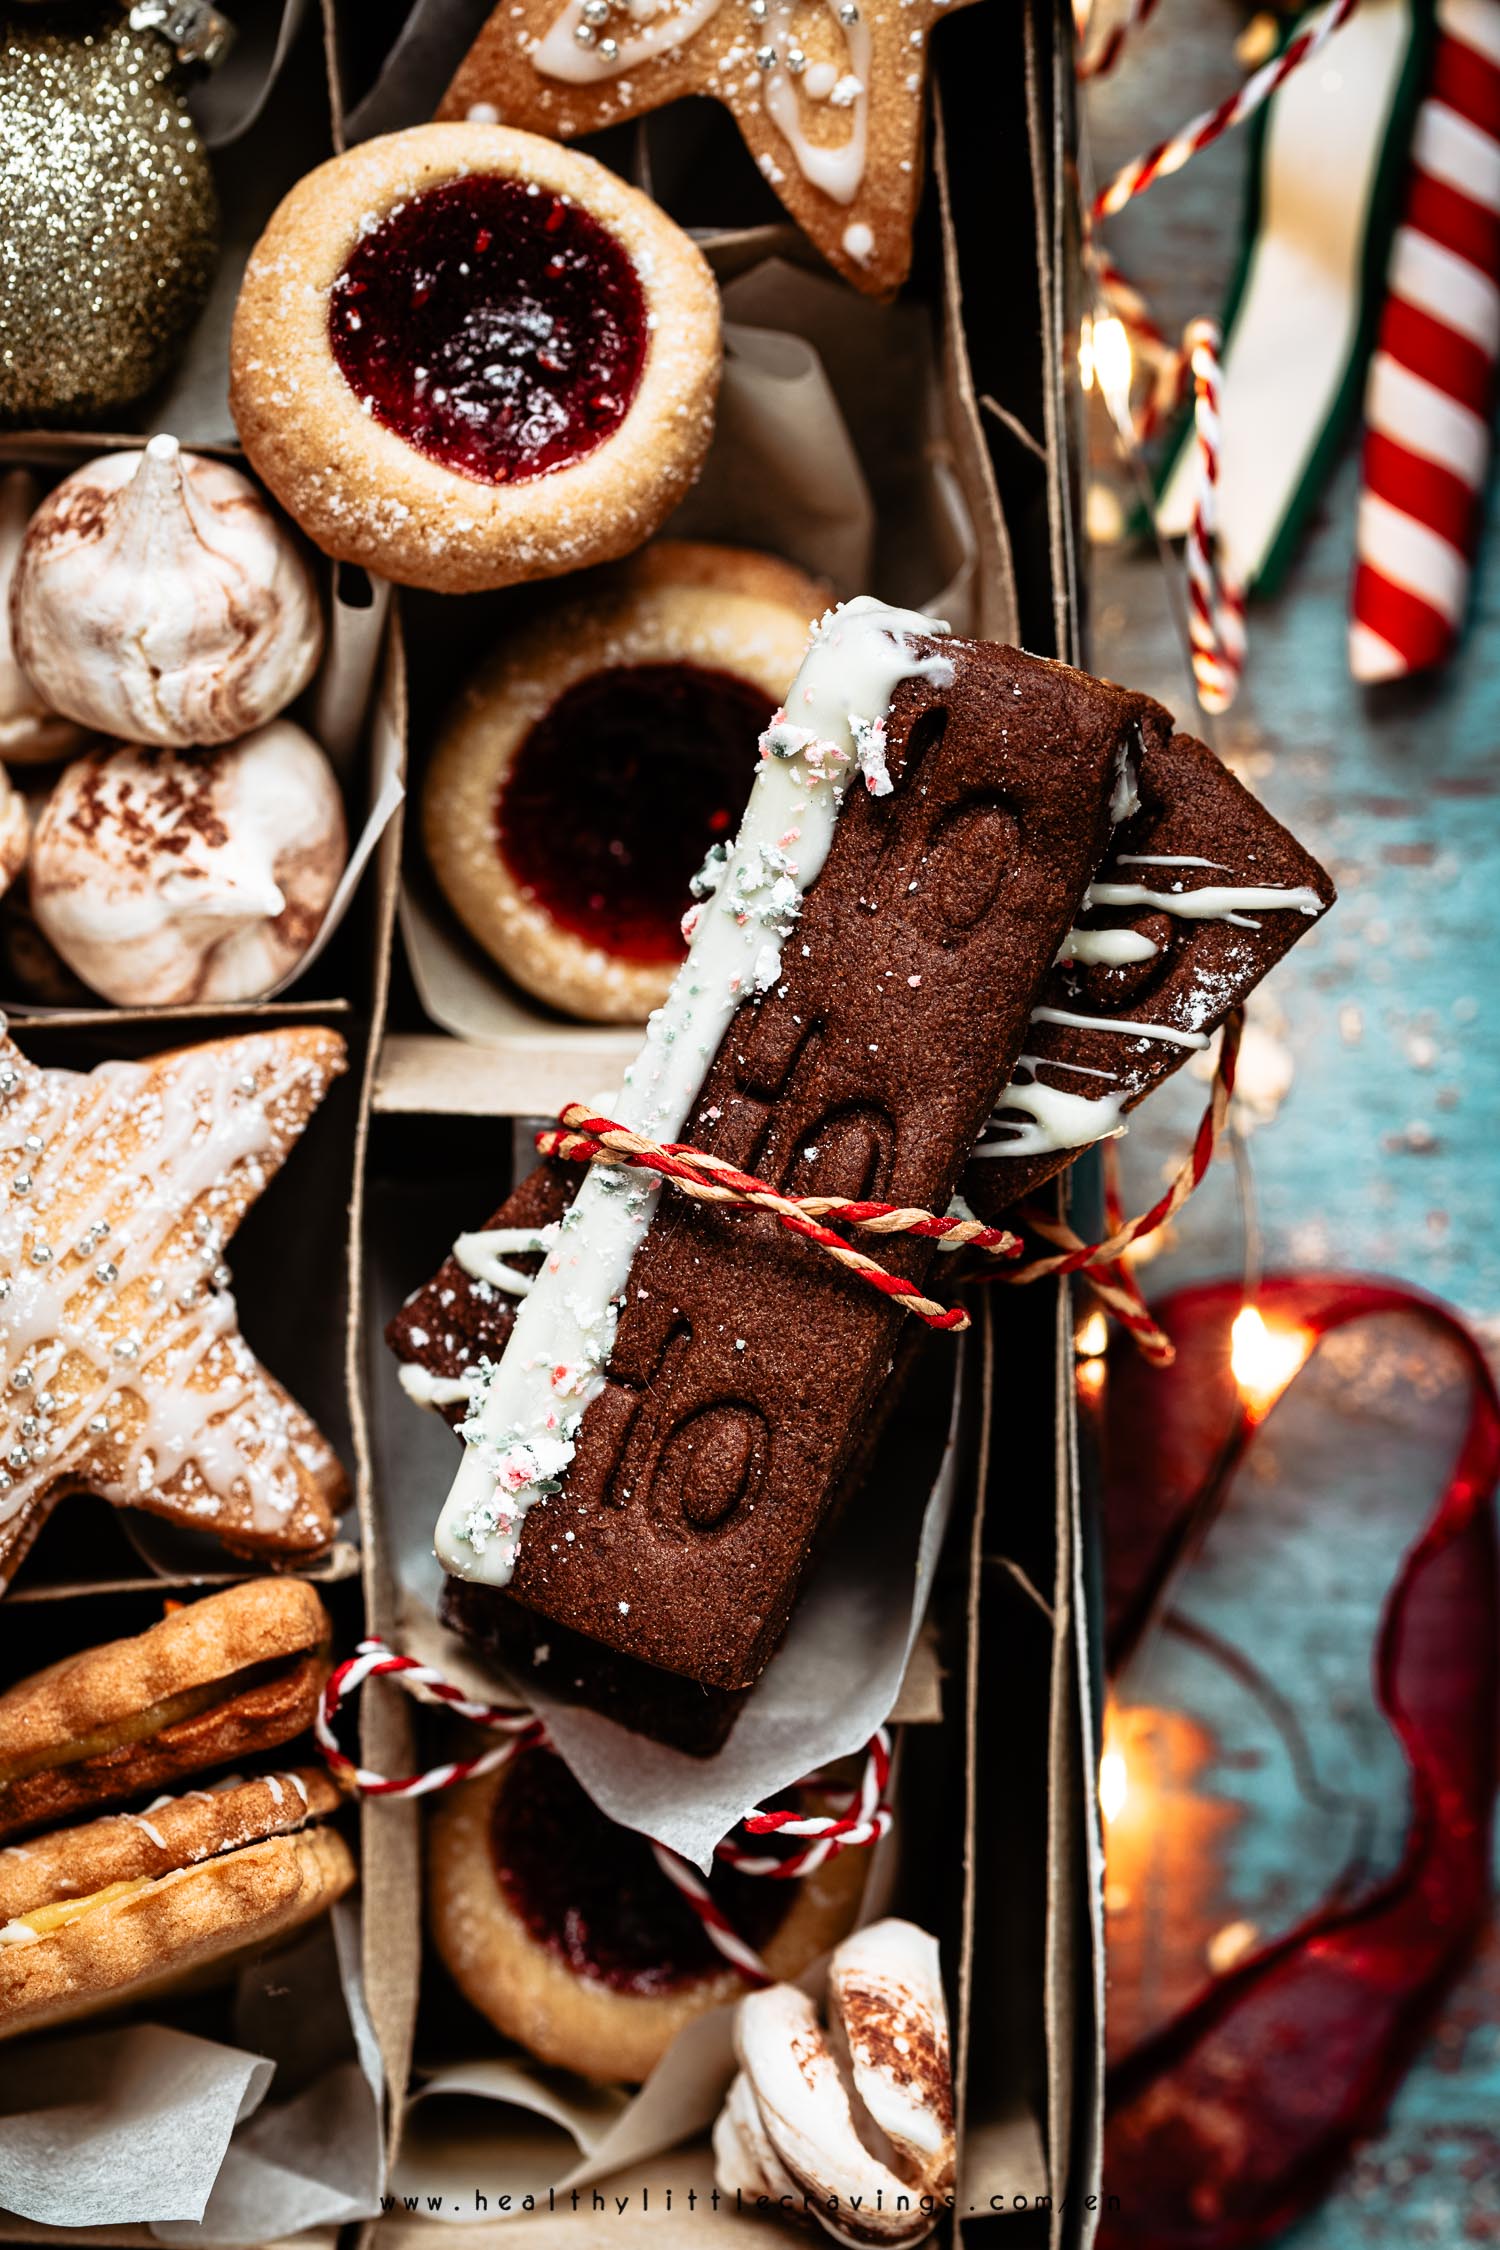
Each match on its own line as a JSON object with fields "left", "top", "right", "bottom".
{"left": 973, "top": 1077, "right": 1128, "bottom": 1158}
{"left": 452, "top": 1225, "right": 558, "bottom": 1299}
{"left": 0, "top": 1032, "right": 338, "bottom": 1570}
{"left": 1115, "top": 854, "right": 1228, "bottom": 869}
{"left": 437, "top": 599, "right": 952, "bottom": 1586}
{"left": 399, "top": 1362, "right": 481, "bottom": 1409}
{"left": 126, "top": 1813, "right": 167, "bottom": 1849}
{"left": 1109, "top": 740, "right": 1141, "bottom": 825}
{"left": 1085, "top": 880, "right": 1325, "bottom": 930}
{"left": 285, "top": 1770, "right": 310, "bottom": 1806}
{"left": 1057, "top": 926, "right": 1159, "bottom": 967}
{"left": 533, "top": 0, "right": 726, "bottom": 80}
{"left": 533, "top": 0, "right": 872, "bottom": 204}
{"left": 264, "top": 1774, "right": 285, "bottom": 1806}
{"left": 1030, "top": 1005, "right": 1210, "bottom": 1051}
{"left": 763, "top": 0, "right": 871, "bottom": 204}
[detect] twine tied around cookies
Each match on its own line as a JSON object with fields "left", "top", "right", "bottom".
{"left": 316, "top": 1640, "right": 892, "bottom": 1986}
{"left": 538, "top": 1010, "right": 1243, "bottom": 1367}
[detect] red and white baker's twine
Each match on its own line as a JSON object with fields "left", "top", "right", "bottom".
{"left": 1183, "top": 319, "right": 1247, "bottom": 715}
{"left": 1075, "top": 0, "right": 1160, "bottom": 82}
{"left": 1090, "top": 0, "right": 1363, "bottom": 220}
{"left": 316, "top": 1639, "right": 891, "bottom": 1988}
{"left": 1081, "top": 0, "right": 1365, "bottom": 715}
{"left": 536, "top": 1103, "right": 1021, "bottom": 1334}
{"left": 315, "top": 1641, "right": 543, "bottom": 1794}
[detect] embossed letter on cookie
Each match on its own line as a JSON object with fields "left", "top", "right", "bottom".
{"left": 440, "top": 0, "right": 981, "bottom": 297}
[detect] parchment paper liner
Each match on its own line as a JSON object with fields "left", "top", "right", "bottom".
{"left": 0, "top": 1902, "right": 381, "bottom": 2244}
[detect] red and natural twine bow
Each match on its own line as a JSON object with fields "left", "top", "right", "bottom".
{"left": 316, "top": 1639, "right": 892, "bottom": 1988}
{"left": 537, "top": 1014, "right": 1241, "bottom": 1368}
{"left": 536, "top": 1104, "right": 1022, "bottom": 1333}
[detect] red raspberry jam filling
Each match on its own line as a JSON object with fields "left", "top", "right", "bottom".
{"left": 328, "top": 175, "right": 648, "bottom": 485}
{"left": 496, "top": 662, "right": 773, "bottom": 966}
{"left": 490, "top": 1743, "right": 791, "bottom": 1995}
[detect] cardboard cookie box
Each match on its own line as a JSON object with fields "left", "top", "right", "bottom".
{"left": 0, "top": 2, "right": 1105, "bottom": 2244}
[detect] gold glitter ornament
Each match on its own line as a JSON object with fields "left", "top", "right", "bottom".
{"left": 0, "top": 7, "right": 220, "bottom": 426}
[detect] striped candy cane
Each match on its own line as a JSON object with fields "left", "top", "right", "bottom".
{"left": 316, "top": 1639, "right": 894, "bottom": 1983}
{"left": 1350, "top": 0, "right": 1500, "bottom": 679}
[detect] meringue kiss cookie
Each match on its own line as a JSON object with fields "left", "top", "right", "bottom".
{"left": 715, "top": 1918, "right": 955, "bottom": 2244}
{"left": 230, "top": 126, "right": 722, "bottom": 595}
{"left": 30, "top": 722, "right": 348, "bottom": 1007}
{"left": 0, "top": 472, "right": 83, "bottom": 767}
{"left": 427, "top": 1742, "right": 866, "bottom": 2083}
{"left": 10, "top": 438, "right": 324, "bottom": 752}
{"left": 0, "top": 769, "right": 29, "bottom": 910}
{"left": 423, "top": 542, "right": 826, "bottom": 1021}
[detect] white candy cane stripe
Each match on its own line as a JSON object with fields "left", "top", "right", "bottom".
{"left": 1351, "top": 0, "right": 1500, "bottom": 679}
{"left": 1076, "top": 0, "right": 1161, "bottom": 80}
{"left": 652, "top": 1844, "right": 773, "bottom": 1985}
{"left": 1094, "top": 0, "right": 1362, "bottom": 219}
{"left": 1183, "top": 320, "right": 1247, "bottom": 714}
{"left": 1365, "top": 353, "right": 1490, "bottom": 483}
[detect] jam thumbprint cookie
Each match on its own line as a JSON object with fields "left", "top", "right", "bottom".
{"left": 427, "top": 1742, "right": 866, "bottom": 2083}
{"left": 229, "top": 126, "right": 721, "bottom": 594}
{"left": 423, "top": 541, "right": 827, "bottom": 1021}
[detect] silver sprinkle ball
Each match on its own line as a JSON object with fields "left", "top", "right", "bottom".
{"left": 0, "top": 8, "right": 219, "bottom": 425}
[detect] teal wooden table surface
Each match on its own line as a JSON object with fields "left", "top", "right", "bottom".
{"left": 1082, "top": 6, "right": 1500, "bottom": 2240}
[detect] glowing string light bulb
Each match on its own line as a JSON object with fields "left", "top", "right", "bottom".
{"left": 1230, "top": 1303, "right": 1314, "bottom": 1425}
{"left": 1090, "top": 313, "right": 1135, "bottom": 437}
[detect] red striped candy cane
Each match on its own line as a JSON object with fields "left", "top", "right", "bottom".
{"left": 1350, "top": 0, "right": 1500, "bottom": 679}
{"left": 1093, "top": 0, "right": 1363, "bottom": 220}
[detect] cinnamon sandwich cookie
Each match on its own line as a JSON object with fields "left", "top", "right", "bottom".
{"left": 423, "top": 542, "right": 826, "bottom": 1021}
{"left": 428, "top": 1740, "right": 866, "bottom": 2083}
{"left": 230, "top": 126, "right": 721, "bottom": 594}
{"left": 0, "top": 1766, "right": 353, "bottom": 2042}
{"left": 0, "top": 1580, "right": 331, "bottom": 1844}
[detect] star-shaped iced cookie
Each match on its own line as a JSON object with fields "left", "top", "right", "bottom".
{"left": 0, "top": 1024, "right": 348, "bottom": 1590}
{"left": 438, "top": 0, "right": 980, "bottom": 296}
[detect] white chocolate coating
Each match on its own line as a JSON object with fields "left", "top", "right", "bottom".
{"left": 436, "top": 597, "right": 952, "bottom": 1584}
{"left": 30, "top": 722, "right": 347, "bottom": 1009}
{"left": 11, "top": 437, "right": 323, "bottom": 751}
{"left": 0, "top": 473, "right": 82, "bottom": 767}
